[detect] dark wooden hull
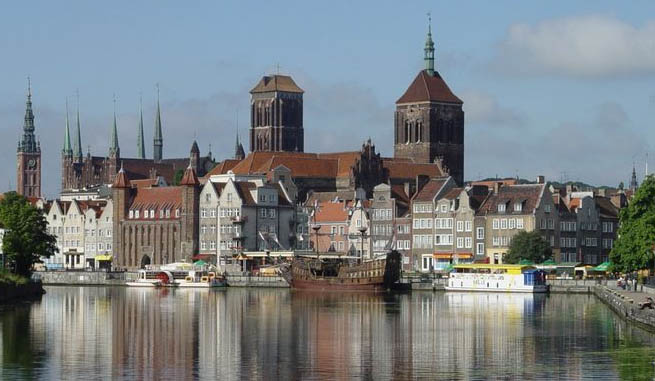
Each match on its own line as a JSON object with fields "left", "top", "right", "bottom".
{"left": 283, "top": 250, "right": 402, "bottom": 292}
{"left": 291, "top": 276, "right": 387, "bottom": 291}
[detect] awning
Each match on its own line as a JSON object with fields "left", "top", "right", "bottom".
{"left": 433, "top": 253, "right": 473, "bottom": 259}
{"left": 593, "top": 261, "right": 611, "bottom": 272}
{"left": 95, "top": 255, "right": 112, "bottom": 261}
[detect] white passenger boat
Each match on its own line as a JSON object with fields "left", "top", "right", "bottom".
{"left": 445, "top": 264, "right": 548, "bottom": 293}
{"left": 126, "top": 262, "right": 225, "bottom": 288}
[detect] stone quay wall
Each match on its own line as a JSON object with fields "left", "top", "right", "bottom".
{"left": 594, "top": 285, "right": 655, "bottom": 331}
{"left": 34, "top": 271, "right": 138, "bottom": 286}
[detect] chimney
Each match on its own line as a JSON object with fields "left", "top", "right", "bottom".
{"left": 536, "top": 175, "right": 545, "bottom": 184}
{"left": 565, "top": 184, "right": 573, "bottom": 195}
{"left": 493, "top": 182, "right": 502, "bottom": 195}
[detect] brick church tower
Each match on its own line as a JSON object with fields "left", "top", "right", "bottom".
{"left": 17, "top": 79, "right": 42, "bottom": 197}
{"left": 394, "top": 18, "right": 464, "bottom": 185}
{"left": 250, "top": 74, "right": 304, "bottom": 152}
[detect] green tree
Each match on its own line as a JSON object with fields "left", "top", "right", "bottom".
{"left": 504, "top": 230, "right": 552, "bottom": 264}
{"left": 610, "top": 174, "right": 655, "bottom": 272}
{"left": 172, "top": 169, "right": 185, "bottom": 185}
{"left": 0, "top": 192, "right": 57, "bottom": 276}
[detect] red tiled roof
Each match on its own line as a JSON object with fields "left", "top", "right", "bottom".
{"left": 314, "top": 201, "right": 348, "bottom": 223}
{"left": 180, "top": 166, "right": 199, "bottom": 186}
{"left": 477, "top": 184, "right": 545, "bottom": 215}
{"left": 234, "top": 182, "right": 256, "bottom": 205}
{"left": 250, "top": 75, "right": 304, "bottom": 93}
{"left": 131, "top": 187, "right": 183, "bottom": 216}
{"left": 441, "top": 187, "right": 462, "bottom": 200}
{"left": 390, "top": 185, "right": 410, "bottom": 204}
{"left": 205, "top": 159, "right": 241, "bottom": 177}
{"left": 470, "top": 179, "right": 518, "bottom": 189}
{"left": 131, "top": 178, "right": 160, "bottom": 188}
{"left": 382, "top": 158, "right": 444, "bottom": 179}
{"left": 396, "top": 70, "right": 462, "bottom": 105}
{"left": 413, "top": 178, "right": 448, "bottom": 202}
{"left": 112, "top": 168, "right": 131, "bottom": 188}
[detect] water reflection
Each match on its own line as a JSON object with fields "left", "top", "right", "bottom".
{"left": 0, "top": 287, "right": 654, "bottom": 380}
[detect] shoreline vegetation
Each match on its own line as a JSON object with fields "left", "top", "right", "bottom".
{"left": 0, "top": 271, "right": 44, "bottom": 303}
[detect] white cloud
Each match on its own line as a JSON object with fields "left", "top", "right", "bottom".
{"left": 460, "top": 90, "right": 524, "bottom": 127}
{"left": 493, "top": 15, "right": 655, "bottom": 77}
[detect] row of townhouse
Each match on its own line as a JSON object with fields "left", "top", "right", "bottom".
{"left": 198, "top": 169, "right": 299, "bottom": 265}
{"left": 43, "top": 198, "right": 113, "bottom": 270}
{"left": 408, "top": 176, "right": 622, "bottom": 272}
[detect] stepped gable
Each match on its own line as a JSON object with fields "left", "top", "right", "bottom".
{"left": 477, "top": 184, "right": 545, "bottom": 215}
{"left": 396, "top": 70, "right": 463, "bottom": 105}
{"left": 413, "top": 177, "right": 449, "bottom": 202}
{"left": 250, "top": 75, "right": 304, "bottom": 94}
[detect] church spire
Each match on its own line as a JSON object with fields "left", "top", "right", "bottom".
{"left": 62, "top": 98, "right": 73, "bottom": 156}
{"left": 630, "top": 163, "right": 638, "bottom": 191}
{"left": 137, "top": 95, "right": 146, "bottom": 159}
{"left": 153, "top": 84, "right": 163, "bottom": 161}
{"left": 73, "top": 91, "right": 83, "bottom": 161}
{"left": 19, "top": 77, "right": 39, "bottom": 153}
{"left": 424, "top": 13, "right": 435, "bottom": 76}
{"left": 109, "top": 96, "right": 120, "bottom": 157}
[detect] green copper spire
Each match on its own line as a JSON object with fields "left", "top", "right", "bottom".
{"left": 62, "top": 99, "right": 73, "bottom": 156}
{"left": 137, "top": 96, "right": 146, "bottom": 159}
{"left": 424, "top": 12, "right": 435, "bottom": 76}
{"left": 19, "top": 77, "right": 39, "bottom": 153}
{"left": 109, "top": 96, "right": 120, "bottom": 157}
{"left": 73, "top": 92, "right": 83, "bottom": 161}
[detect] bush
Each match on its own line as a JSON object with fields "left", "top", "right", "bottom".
{"left": 0, "top": 271, "right": 28, "bottom": 286}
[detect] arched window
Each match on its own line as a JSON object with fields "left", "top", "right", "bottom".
{"left": 405, "top": 121, "right": 410, "bottom": 143}
{"left": 415, "top": 122, "right": 420, "bottom": 142}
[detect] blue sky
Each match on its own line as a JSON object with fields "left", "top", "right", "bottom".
{"left": 2, "top": 1, "right": 655, "bottom": 197}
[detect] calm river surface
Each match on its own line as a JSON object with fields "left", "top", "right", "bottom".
{"left": 0, "top": 287, "right": 654, "bottom": 380}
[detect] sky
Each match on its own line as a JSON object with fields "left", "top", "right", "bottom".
{"left": 2, "top": 1, "right": 655, "bottom": 198}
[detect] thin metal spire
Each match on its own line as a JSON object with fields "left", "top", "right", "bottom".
{"left": 62, "top": 98, "right": 72, "bottom": 156}
{"left": 73, "top": 89, "right": 83, "bottom": 160}
{"left": 137, "top": 93, "right": 146, "bottom": 159}
{"left": 153, "top": 83, "right": 163, "bottom": 161}
{"left": 109, "top": 94, "right": 120, "bottom": 157}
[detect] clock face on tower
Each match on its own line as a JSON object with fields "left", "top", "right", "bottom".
{"left": 28, "top": 159, "right": 36, "bottom": 169}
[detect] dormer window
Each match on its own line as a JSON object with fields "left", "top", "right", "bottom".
{"left": 129, "top": 210, "right": 134, "bottom": 219}
{"left": 135, "top": 210, "right": 140, "bottom": 219}
{"left": 175, "top": 209, "right": 180, "bottom": 218}
{"left": 497, "top": 203, "right": 506, "bottom": 213}
{"left": 159, "top": 210, "right": 164, "bottom": 218}
{"left": 514, "top": 202, "right": 522, "bottom": 212}
{"left": 166, "top": 209, "right": 171, "bottom": 218}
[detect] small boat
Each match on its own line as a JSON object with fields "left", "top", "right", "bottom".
{"left": 445, "top": 264, "right": 548, "bottom": 293}
{"left": 280, "top": 250, "right": 402, "bottom": 291}
{"left": 126, "top": 263, "right": 225, "bottom": 288}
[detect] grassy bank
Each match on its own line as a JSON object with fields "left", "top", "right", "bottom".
{"left": 0, "top": 271, "right": 29, "bottom": 286}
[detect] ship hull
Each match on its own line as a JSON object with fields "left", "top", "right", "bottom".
{"left": 283, "top": 250, "right": 402, "bottom": 292}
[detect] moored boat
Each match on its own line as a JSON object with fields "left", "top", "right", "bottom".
{"left": 445, "top": 264, "right": 548, "bottom": 293}
{"left": 280, "top": 250, "right": 401, "bottom": 291}
{"left": 126, "top": 262, "right": 225, "bottom": 288}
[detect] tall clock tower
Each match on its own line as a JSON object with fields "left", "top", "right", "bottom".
{"left": 17, "top": 80, "right": 42, "bottom": 198}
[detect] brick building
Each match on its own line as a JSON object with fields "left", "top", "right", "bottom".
{"left": 111, "top": 164, "right": 200, "bottom": 269}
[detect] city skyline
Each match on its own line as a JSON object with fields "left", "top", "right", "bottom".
{"left": 3, "top": 1, "right": 655, "bottom": 196}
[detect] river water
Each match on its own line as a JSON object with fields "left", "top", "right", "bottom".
{"left": 0, "top": 287, "right": 654, "bottom": 380}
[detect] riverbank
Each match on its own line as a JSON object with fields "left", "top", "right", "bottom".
{"left": 0, "top": 281, "right": 44, "bottom": 302}
{"left": 34, "top": 271, "right": 138, "bottom": 285}
{"left": 593, "top": 285, "right": 655, "bottom": 332}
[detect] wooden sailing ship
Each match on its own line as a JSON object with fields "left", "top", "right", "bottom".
{"left": 280, "top": 250, "right": 402, "bottom": 291}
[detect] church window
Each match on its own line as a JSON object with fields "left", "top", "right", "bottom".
{"left": 405, "top": 121, "right": 410, "bottom": 143}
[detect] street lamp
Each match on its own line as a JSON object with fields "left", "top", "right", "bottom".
{"left": 358, "top": 226, "right": 368, "bottom": 262}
